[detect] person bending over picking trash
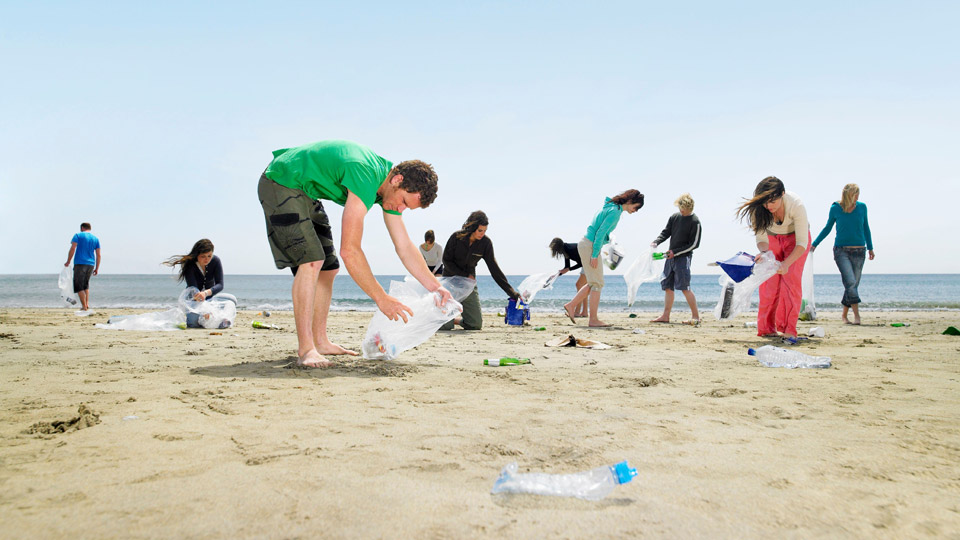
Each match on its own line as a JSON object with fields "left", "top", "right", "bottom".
{"left": 258, "top": 140, "right": 452, "bottom": 367}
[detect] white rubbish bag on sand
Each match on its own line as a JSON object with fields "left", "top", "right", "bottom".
{"left": 601, "top": 234, "right": 625, "bottom": 270}
{"left": 624, "top": 248, "right": 665, "bottom": 306}
{"left": 96, "top": 309, "right": 186, "bottom": 331}
{"left": 180, "top": 287, "right": 237, "bottom": 329}
{"left": 713, "top": 251, "right": 780, "bottom": 320}
{"left": 518, "top": 271, "right": 560, "bottom": 304}
{"left": 799, "top": 250, "right": 817, "bottom": 321}
{"left": 58, "top": 266, "right": 79, "bottom": 307}
{"left": 362, "top": 276, "right": 476, "bottom": 360}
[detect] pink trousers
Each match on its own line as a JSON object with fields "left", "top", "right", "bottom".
{"left": 758, "top": 231, "right": 810, "bottom": 337}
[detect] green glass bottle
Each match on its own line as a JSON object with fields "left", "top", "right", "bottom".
{"left": 483, "top": 357, "right": 531, "bottom": 366}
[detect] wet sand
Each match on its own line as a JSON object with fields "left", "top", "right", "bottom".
{"left": 1, "top": 308, "right": 959, "bottom": 538}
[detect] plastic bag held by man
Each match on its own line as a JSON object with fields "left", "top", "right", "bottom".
{"left": 713, "top": 251, "right": 780, "bottom": 320}
{"left": 58, "top": 266, "right": 79, "bottom": 306}
{"left": 623, "top": 248, "right": 665, "bottom": 306}
{"left": 362, "top": 276, "right": 475, "bottom": 360}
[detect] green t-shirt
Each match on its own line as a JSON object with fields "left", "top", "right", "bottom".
{"left": 264, "top": 140, "right": 399, "bottom": 215}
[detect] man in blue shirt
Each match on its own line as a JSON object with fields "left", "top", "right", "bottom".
{"left": 64, "top": 222, "right": 101, "bottom": 312}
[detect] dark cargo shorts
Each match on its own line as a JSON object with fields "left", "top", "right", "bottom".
{"left": 73, "top": 264, "right": 94, "bottom": 292}
{"left": 258, "top": 174, "right": 340, "bottom": 273}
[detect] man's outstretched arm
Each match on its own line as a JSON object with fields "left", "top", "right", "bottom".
{"left": 340, "top": 193, "right": 413, "bottom": 322}
{"left": 64, "top": 243, "right": 77, "bottom": 267}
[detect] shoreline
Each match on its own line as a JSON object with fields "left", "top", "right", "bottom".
{"left": 2, "top": 308, "right": 958, "bottom": 537}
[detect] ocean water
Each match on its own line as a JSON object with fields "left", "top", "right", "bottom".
{"left": 1, "top": 273, "right": 958, "bottom": 312}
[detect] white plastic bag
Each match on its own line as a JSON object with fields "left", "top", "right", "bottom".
{"left": 58, "top": 266, "right": 79, "bottom": 306}
{"left": 712, "top": 251, "right": 780, "bottom": 320}
{"left": 362, "top": 276, "right": 476, "bottom": 360}
{"left": 799, "top": 249, "right": 816, "bottom": 321}
{"left": 623, "top": 248, "right": 665, "bottom": 306}
{"left": 95, "top": 309, "right": 185, "bottom": 331}
{"left": 180, "top": 287, "right": 237, "bottom": 329}
{"left": 518, "top": 271, "right": 560, "bottom": 304}
{"left": 601, "top": 234, "right": 625, "bottom": 270}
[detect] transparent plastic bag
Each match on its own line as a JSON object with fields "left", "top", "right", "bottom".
{"left": 623, "top": 248, "right": 665, "bottom": 306}
{"left": 58, "top": 266, "right": 79, "bottom": 306}
{"left": 601, "top": 234, "right": 625, "bottom": 270}
{"left": 180, "top": 287, "right": 237, "bottom": 329}
{"left": 799, "top": 249, "right": 816, "bottom": 321}
{"left": 518, "top": 271, "right": 560, "bottom": 304}
{"left": 361, "top": 276, "right": 476, "bottom": 360}
{"left": 712, "top": 251, "right": 780, "bottom": 320}
{"left": 95, "top": 308, "right": 185, "bottom": 331}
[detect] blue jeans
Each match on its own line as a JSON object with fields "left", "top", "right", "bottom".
{"left": 833, "top": 247, "right": 865, "bottom": 307}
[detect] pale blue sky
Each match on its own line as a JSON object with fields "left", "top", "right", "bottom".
{"left": 2, "top": 1, "right": 958, "bottom": 276}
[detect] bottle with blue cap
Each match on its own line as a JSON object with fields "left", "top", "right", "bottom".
{"left": 491, "top": 460, "right": 637, "bottom": 500}
{"left": 748, "top": 345, "right": 831, "bottom": 369}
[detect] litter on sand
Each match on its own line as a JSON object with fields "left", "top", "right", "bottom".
{"left": 545, "top": 334, "right": 611, "bottom": 350}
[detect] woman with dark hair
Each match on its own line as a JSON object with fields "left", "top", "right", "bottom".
{"left": 440, "top": 210, "right": 519, "bottom": 330}
{"left": 563, "top": 189, "right": 645, "bottom": 327}
{"left": 736, "top": 176, "right": 810, "bottom": 343}
{"left": 811, "top": 183, "right": 875, "bottom": 324}
{"left": 419, "top": 229, "right": 444, "bottom": 276}
{"left": 549, "top": 237, "right": 587, "bottom": 317}
{"left": 163, "top": 239, "right": 237, "bottom": 328}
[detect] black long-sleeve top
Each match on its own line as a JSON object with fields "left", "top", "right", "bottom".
{"left": 560, "top": 242, "right": 583, "bottom": 271}
{"left": 652, "top": 213, "right": 702, "bottom": 257}
{"left": 442, "top": 232, "right": 518, "bottom": 299}
{"left": 184, "top": 255, "right": 224, "bottom": 297}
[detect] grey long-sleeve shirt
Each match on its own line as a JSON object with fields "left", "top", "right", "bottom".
{"left": 652, "top": 213, "right": 702, "bottom": 257}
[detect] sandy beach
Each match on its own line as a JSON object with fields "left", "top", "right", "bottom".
{"left": 1, "top": 307, "right": 958, "bottom": 539}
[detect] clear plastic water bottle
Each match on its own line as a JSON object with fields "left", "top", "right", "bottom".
{"left": 748, "top": 345, "right": 831, "bottom": 369}
{"left": 491, "top": 461, "right": 637, "bottom": 501}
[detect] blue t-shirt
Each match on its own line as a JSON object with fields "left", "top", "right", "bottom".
{"left": 71, "top": 232, "right": 101, "bottom": 266}
{"left": 812, "top": 201, "right": 873, "bottom": 250}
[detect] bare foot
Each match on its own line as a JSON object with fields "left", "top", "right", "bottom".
{"left": 316, "top": 342, "right": 359, "bottom": 356}
{"left": 573, "top": 311, "right": 586, "bottom": 318}
{"left": 760, "top": 333, "right": 779, "bottom": 338}
{"left": 588, "top": 320, "right": 612, "bottom": 327}
{"left": 563, "top": 304, "right": 577, "bottom": 324}
{"left": 852, "top": 318, "right": 861, "bottom": 325}
{"left": 297, "top": 350, "right": 334, "bottom": 368}
{"left": 843, "top": 317, "right": 852, "bottom": 325}
{"left": 650, "top": 316, "right": 670, "bottom": 323}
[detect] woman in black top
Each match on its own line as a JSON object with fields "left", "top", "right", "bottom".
{"left": 440, "top": 211, "right": 519, "bottom": 330}
{"left": 549, "top": 237, "right": 587, "bottom": 317}
{"left": 163, "top": 239, "right": 236, "bottom": 327}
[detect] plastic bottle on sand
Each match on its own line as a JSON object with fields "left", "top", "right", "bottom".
{"left": 748, "top": 345, "right": 831, "bottom": 369}
{"left": 491, "top": 461, "right": 637, "bottom": 500}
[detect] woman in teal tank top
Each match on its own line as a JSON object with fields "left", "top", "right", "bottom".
{"left": 811, "top": 184, "right": 875, "bottom": 324}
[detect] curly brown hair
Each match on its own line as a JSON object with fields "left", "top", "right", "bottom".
{"left": 391, "top": 160, "right": 438, "bottom": 208}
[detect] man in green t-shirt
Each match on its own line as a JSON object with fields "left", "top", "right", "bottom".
{"left": 258, "top": 140, "right": 453, "bottom": 367}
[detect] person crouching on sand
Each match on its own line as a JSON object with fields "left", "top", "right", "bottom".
{"left": 439, "top": 210, "right": 519, "bottom": 331}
